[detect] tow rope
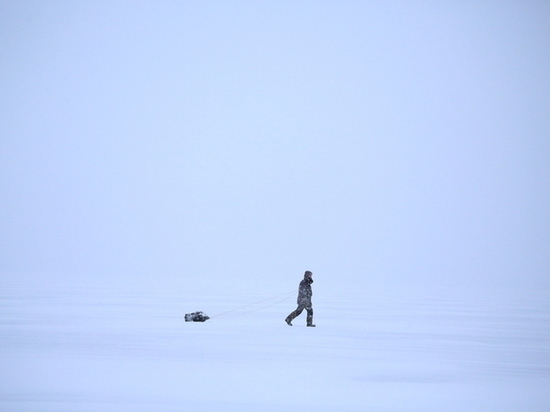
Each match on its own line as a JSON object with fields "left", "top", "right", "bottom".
{"left": 184, "top": 290, "right": 295, "bottom": 322}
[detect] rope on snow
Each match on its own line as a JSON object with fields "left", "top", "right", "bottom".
{"left": 209, "top": 290, "right": 295, "bottom": 319}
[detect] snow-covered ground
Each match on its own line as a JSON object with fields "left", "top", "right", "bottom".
{"left": 1, "top": 285, "right": 549, "bottom": 411}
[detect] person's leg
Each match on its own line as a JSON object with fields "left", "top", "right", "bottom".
{"left": 306, "top": 307, "right": 314, "bottom": 327}
{"left": 285, "top": 305, "right": 304, "bottom": 325}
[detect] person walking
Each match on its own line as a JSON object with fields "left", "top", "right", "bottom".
{"left": 285, "top": 271, "right": 315, "bottom": 327}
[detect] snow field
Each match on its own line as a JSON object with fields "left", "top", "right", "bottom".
{"left": 1, "top": 286, "right": 549, "bottom": 411}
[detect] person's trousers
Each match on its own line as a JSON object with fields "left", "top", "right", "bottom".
{"left": 286, "top": 304, "right": 313, "bottom": 325}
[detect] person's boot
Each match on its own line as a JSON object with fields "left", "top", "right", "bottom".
{"left": 285, "top": 317, "right": 292, "bottom": 326}
{"left": 306, "top": 311, "right": 314, "bottom": 327}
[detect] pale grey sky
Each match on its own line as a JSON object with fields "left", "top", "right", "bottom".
{"left": 1, "top": 1, "right": 549, "bottom": 299}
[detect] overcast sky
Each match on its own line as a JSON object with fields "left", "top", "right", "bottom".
{"left": 1, "top": 1, "right": 549, "bottom": 300}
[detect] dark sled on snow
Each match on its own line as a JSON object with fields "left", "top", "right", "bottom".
{"left": 184, "top": 311, "right": 210, "bottom": 322}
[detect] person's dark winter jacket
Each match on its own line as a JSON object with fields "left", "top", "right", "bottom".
{"left": 297, "top": 274, "right": 313, "bottom": 306}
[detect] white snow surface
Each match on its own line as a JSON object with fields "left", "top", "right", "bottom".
{"left": 1, "top": 285, "right": 549, "bottom": 412}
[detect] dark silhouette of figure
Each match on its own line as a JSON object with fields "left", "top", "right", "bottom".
{"left": 285, "top": 271, "right": 315, "bottom": 327}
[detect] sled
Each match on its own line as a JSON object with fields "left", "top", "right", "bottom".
{"left": 184, "top": 311, "right": 210, "bottom": 322}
